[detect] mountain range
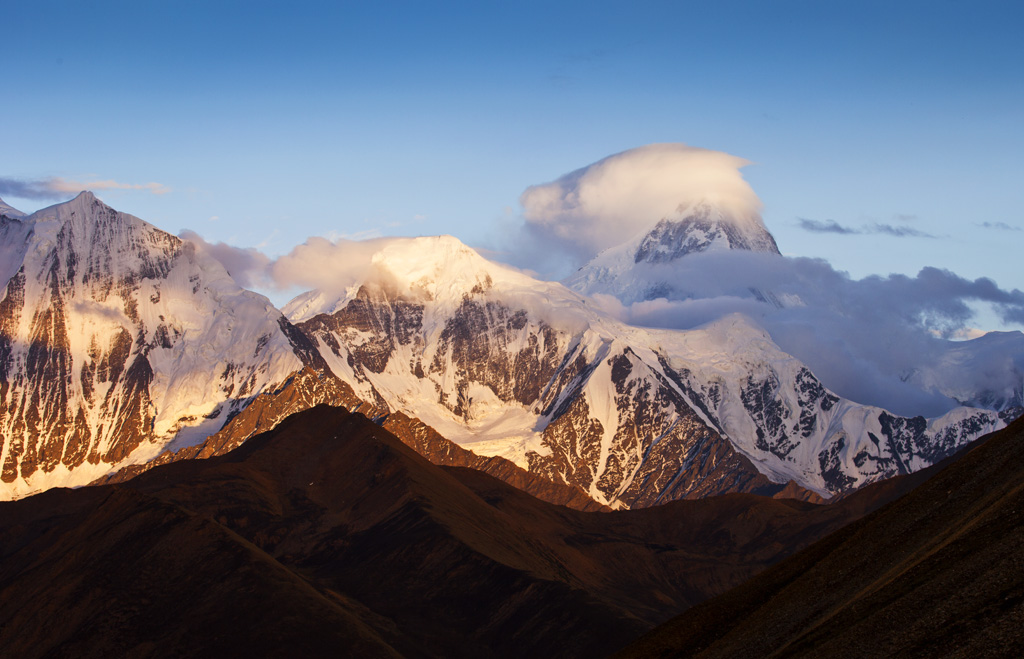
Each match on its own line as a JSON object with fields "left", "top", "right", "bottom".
{"left": 0, "top": 192, "right": 1016, "bottom": 507}
{"left": 0, "top": 189, "right": 1021, "bottom": 656}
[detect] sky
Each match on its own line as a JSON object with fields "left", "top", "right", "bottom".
{"left": 2, "top": 0, "right": 1023, "bottom": 331}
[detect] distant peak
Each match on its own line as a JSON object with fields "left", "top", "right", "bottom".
{"left": 39, "top": 190, "right": 106, "bottom": 215}
{"left": 371, "top": 235, "right": 497, "bottom": 293}
{"left": 23, "top": 189, "right": 136, "bottom": 231}
{"left": 633, "top": 199, "right": 780, "bottom": 263}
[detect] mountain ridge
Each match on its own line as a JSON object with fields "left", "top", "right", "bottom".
{"left": 0, "top": 403, "right": 944, "bottom": 658}
{"left": 619, "top": 415, "right": 1024, "bottom": 658}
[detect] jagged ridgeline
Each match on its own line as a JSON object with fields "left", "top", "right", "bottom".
{"left": 0, "top": 193, "right": 1009, "bottom": 504}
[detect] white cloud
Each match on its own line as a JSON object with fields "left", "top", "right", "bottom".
{"left": 180, "top": 230, "right": 415, "bottom": 299}
{"left": 519, "top": 143, "right": 762, "bottom": 263}
{"left": 268, "top": 236, "right": 403, "bottom": 294}
{"left": 946, "top": 327, "right": 988, "bottom": 340}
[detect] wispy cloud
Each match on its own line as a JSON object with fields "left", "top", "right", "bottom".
{"left": 0, "top": 176, "right": 169, "bottom": 201}
{"left": 326, "top": 228, "right": 383, "bottom": 241}
{"left": 870, "top": 223, "right": 936, "bottom": 238}
{"left": 977, "top": 221, "right": 1021, "bottom": 231}
{"left": 797, "top": 218, "right": 936, "bottom": 238}
{"left": 798, "top": 218, "right": 859, "bottom": 234}
{"left": 179, "top": 230, "right": 271, "bottom": 289}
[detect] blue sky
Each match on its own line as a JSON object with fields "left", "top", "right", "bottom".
{"left": 3, "top": 0, "right": 1022, "bottom": 329}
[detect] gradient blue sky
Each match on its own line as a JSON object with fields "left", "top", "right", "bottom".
{"left": 3, "top": 0, "right": 1022, "bottom": 328}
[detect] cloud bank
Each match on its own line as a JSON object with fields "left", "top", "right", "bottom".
{"left": 0, "top": 176, "right": 169, "bottom": 201}
{"left": 589, "top": 249, "right": 1024, "bottom": 416}
{"left": 518, "top": 143, "right": 762, "bottom": 265}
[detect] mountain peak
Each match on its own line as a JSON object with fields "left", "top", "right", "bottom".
{"left": 633, "top": 198, "right": 780, "bottom": 264}
{"left": 564, "top": 199, "right": 781, "bottom": 302}
{"left": 372, "top": 235, "right": 483, "bottom": 277}
{"left": 285, "top": 235, "right": 548, "bottom": 321}
{"left": 26, "top": 189, "right": 110, "bottom": 224}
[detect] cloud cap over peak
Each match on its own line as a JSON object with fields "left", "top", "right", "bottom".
{"left": 520, "top": 143, "right": 763, "bottom": 263}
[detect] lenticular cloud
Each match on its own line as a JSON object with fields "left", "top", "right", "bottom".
{"left": 519, "top": 143, "right": 763, "bottom": 262}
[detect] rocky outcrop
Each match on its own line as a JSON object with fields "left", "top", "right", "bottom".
{"left": 381, "top": 410, "right": 606, "bottom": 511}
{"left": 93, "top": 367, "right": 367, "bottom": 484}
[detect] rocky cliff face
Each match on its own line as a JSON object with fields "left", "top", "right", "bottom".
{"left": 0, "top": 192, "right": 354, "bottom": 499}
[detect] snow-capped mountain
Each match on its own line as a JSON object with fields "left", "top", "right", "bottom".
{"left": 285, "top": 235, "right": 1002, "bottom": 506}
{"left": 0, "top": 192, "right": 358, "bottom": 499}
{"left": 0, "top": 194, "right": 1007, "bottom": 507}
{"left": 564, "top": 196, "right": 1023, "bottom": 418}
{"left": 566, "top": 199, "right": 781, "bottom": 303}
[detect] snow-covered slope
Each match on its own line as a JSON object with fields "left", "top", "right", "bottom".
{"left": 651, "top": 314, "right": 1001, "bottom": 493}
{"left": 0, "top": 192, "right": 356, "bottom": 499}
{"left": 0, "top": 196, "right": 27, "bottom": 220}
{"left": 287, "top": 235, "right": 1002, "bottom": 506}
{"left": 566, "top": 199, "right": 781, "bottom": 302}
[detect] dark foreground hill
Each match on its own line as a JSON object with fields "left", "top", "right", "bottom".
{"left": 620, "top": 416, "right": 1024, "bottom": 658}
{"left": 0, "top": 405, "right": 942, "bottom": 658}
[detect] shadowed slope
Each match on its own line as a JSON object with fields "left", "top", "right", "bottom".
{"left": 0, "top": 405, "right": 947, "bottom": 658}
{"left": 620, "top": 417, "right": 1024, "bottom": 658}
{"left": 0, "top": 486, "right": 399, "bottom": 658}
